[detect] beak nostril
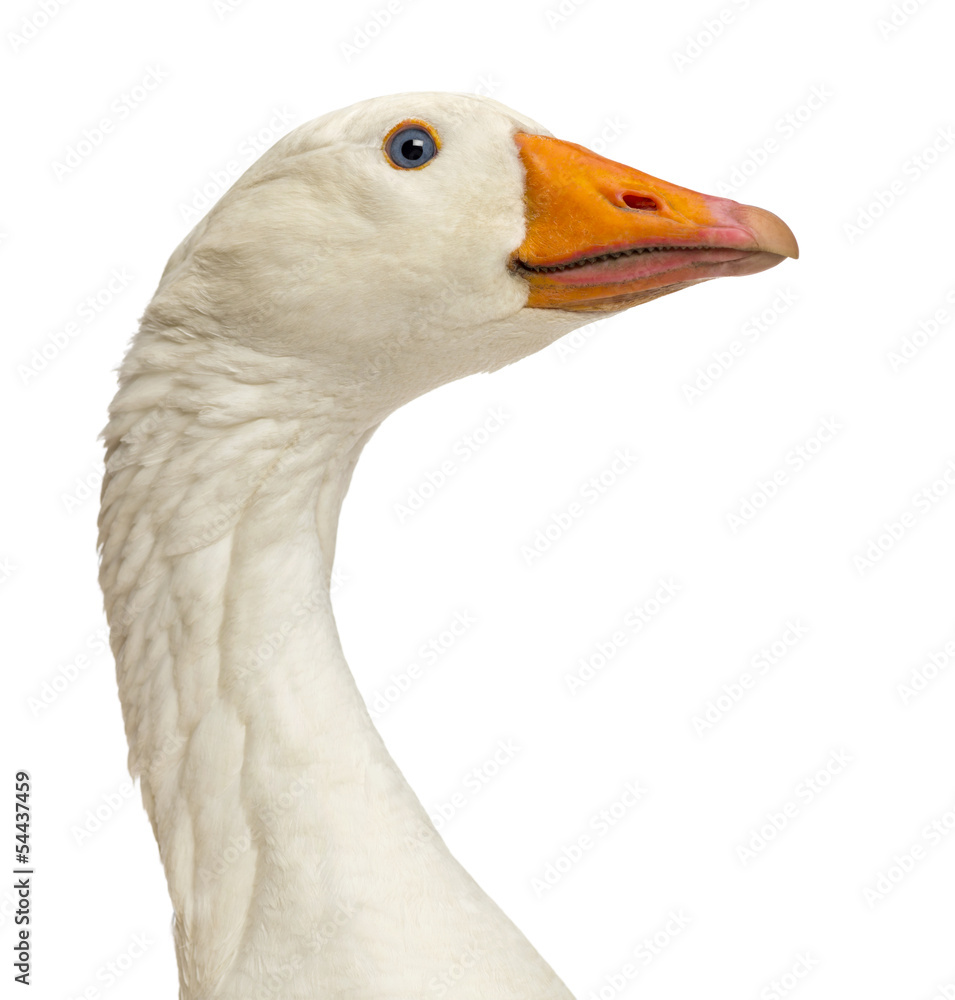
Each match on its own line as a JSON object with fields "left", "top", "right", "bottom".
{"left": 622, "top": 193, "right": 659, "bottom": 211}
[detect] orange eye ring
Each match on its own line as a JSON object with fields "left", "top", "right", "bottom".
{"left": 382, "top": 118, "right": 441, "bottom": 170}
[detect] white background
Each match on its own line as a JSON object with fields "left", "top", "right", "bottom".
{"left": 4, "top": 0, "right": 955, "bottom": 998}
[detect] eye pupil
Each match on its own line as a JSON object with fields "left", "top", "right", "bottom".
{"left": 388, "top": 125, "right": 437, "bottom": 168}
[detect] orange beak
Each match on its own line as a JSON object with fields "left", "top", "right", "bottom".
{"left": 512, "top": 133, "right": 798, "bottom": 312}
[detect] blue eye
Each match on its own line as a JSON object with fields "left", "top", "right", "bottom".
{"left": 386, "top": 125, "right": 438, "bottom": 169}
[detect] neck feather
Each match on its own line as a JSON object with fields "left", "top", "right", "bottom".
{"left": 99, "top": 332, "right": 572, "bottom": 1000}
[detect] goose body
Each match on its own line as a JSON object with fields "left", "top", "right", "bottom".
{"left": 98, "top": 92, "right": 796, "bottom": 1000}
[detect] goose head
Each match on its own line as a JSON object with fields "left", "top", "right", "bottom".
{"left": 146, "top": 91, "right": 796, "bottom": 421}
{"left": 102, "top": 91, "right": 798, "bottom": 999}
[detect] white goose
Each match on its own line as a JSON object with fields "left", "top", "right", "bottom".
{"left": 99, "top": 92, "right": 797, "bottom": 1000}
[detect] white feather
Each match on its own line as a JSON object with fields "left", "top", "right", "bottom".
{"left": 100, "top": 93, "right": 588, "bottom": 999}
